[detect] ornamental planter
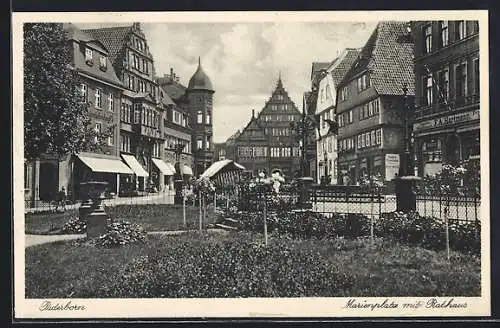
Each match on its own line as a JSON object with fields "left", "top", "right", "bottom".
{"left": 79, "top": 181, "right": 109, "bottom": 238}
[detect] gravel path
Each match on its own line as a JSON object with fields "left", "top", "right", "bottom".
{"left": 25, "top": 229, "right": 228, "bottom": 248}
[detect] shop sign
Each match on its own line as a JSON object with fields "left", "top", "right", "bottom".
{"left": 414, "top": 109, "right": 479, "bottom": 131}
{"left": 385, "top": 154, "right": 400, "bottom": 181}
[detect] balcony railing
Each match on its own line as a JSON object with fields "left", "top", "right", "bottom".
{"left": 415, "top": 94, "right": 480, "bottom": 119}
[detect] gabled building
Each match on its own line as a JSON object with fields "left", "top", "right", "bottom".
{"left": 335, "top": 21, "right": 415, "bottom": 185}
{"left": 84, "top": 23, "right": 176, "bottom": 193}
{"left": 411, "top": 20, "right": 480, "bottom": 177}
{"left": 315, "top": 48, "right": 360, "bottom": 185}
{"left": 233, "top": 77, "right": 302, "bottom": 178}
{"left": 25, "top": 23, "right": 129, "bottom": 204}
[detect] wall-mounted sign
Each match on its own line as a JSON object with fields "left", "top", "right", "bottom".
{"left": 414, "top": 109, "right": 479, "bottom": 131}
{"left": 385, "top": 153, "right": 400, "bottom": 181}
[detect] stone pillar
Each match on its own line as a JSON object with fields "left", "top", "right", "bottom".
{"left": 116, "top": 174, "right": 120, "bottom": 197}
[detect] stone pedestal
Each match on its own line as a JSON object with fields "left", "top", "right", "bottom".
{"left": 394, "top": 176, "right": 421, "bottom": 213}
{"left": 296, "top": 177, "right": 314, "bottom": 209}
{"left": 79, "top": 181, "right": 109, "bottom": 238}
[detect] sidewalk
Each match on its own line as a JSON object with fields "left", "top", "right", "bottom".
{"left": 25, "top": 191, "right": 176, "bottom": 214}
{"left": 25, "top": 228, "right": 227, "bottom": 248}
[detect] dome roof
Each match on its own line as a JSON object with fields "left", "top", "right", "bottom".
{"left": 187, "top": 57, "right": 214, "bottom": 92}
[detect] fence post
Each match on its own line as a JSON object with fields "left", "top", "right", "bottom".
{"left": 263, "top": 192, "right": 268, "bottom": 247}
{"left": 198, "top": 190, "right": 202, "bottom": 233}
{"left": 445, "top": 196, "right": 450, "bottom": 261}
{"left": 214, "top": 192, "right": 217, "bottom": 214}
{"left": 182, "top": 188, "right": 186, "bottom": 229}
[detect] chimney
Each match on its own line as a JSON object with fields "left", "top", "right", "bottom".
{"left": 252, "top": 109, "right": 255, "bottom": 118}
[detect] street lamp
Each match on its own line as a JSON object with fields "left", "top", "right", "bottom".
{"left": 394, "top": 84, "right": 420, "bottom": 213}
{"left": 169, "top": 142, "right": 185, "bottom": 205}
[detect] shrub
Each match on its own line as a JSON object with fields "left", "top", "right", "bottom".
{"left": 60, "top": 216, "right": 86, "bottom": 234}
{"left": 102, "top": 233, "right": 355, "bottom": 298}
{"left": 376, "top": 211, "right": 480, "bottom": 256}
{"left": 91, "top": 219, "right": 147, "bottom": 247}
{"left": 232, "top": 210, "right": 370, "bottom": 240}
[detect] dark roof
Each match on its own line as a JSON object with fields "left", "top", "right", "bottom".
{"left": 63, "top": 24, "right": 123, "bottom": 88}
{"left": 158, "top": 79, "right": 187, "bottom": 101}
{"left": 226, "top": 130, "right": 241, "bottom": 144}
{"left": 330, "top": 48, "right": 361, "bottom": 87}
{"left": 340, "top": 21, "right": 415, "bottom": 96}
{"left": 82, "top": 26, "right": 133, "bottom": 65}
{"left": 311, "top": 62, "right": 331, "bottom": 80}
{"left": 187, "top": 58, "right": 214, "bottom": 92}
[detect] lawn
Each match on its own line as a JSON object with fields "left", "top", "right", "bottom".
{"left": 25, "top": 204, "right": 218, "bottom": 234}
{"left": 25, "top": 231, "right": 481, "bottom": 298}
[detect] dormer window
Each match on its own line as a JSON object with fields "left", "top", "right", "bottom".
{"left": 99, "top": 56, "right": 107, "bottom": 71}
{"left": 85, "top": 48, "right": 93, "bottom": 64}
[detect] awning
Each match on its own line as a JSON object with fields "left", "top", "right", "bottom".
{"left": 166, "top": 162, "right": 176, "bottom": 173}
{"left": 152, "top": 158, "right": 175, "bottom": 175}
{"left": 121, "top": 154, "right": 149, "bottom": 177}
{"left": 199, "top": 159, "right": 245, "bottom": 179}
{"left": 182, "top": 165, "right": 193, "bottom": 175}
{"left": 77, "top": 155, "right": 134, "bottom": 174}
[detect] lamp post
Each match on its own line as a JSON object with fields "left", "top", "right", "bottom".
{"left": 170, "top": 143, "right": 185, "bottom": 205}
{"left": 394, "top": 84, "right": 420, "bottom": 212}
{"left": 323, "top": 150, "right": 328, "bottom": 185}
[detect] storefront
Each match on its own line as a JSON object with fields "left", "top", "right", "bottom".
{"left": 121, "top": 154, "right": 149, "bottom": 192}
{"left": 151, "top": 158, "right": 175, "bottom": 192}
{"left": 74, "top": 153, "right": 134, "bottom": 200}
{"left": 414, "top": 108, "right": 480, "bottom": 177}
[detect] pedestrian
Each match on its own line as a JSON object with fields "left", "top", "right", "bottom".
{"left": 55, "top": 187, "right": 67, "bottom": 212}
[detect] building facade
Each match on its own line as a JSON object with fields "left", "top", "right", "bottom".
{"left": 411, "top": 20, "right": 480, "bottom": 177}
{"left": 233, "top": 77, "right": 302, "bottom": 178}
{"left": 314, "top": 49, "right": 360, "bottom": 185}
{"left": 25, "top": 23, "right": 127, "bottom": 203}
{"left": 335, "top": 22, "right": 415, "bottom": 185}
{"left": 84, "top": 23, "right": 182, "bottom": 193}
{"left": 158, "top": 68, "right": 194, "bottom": 187}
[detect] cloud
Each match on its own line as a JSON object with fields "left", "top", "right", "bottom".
{"left": 78, "top": 21, "right": 377, "bottom": 143}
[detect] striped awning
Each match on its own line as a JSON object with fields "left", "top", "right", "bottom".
{"left": 152, "top": 158, "right": 175, "bottom": 175}
{"left": 77, "top": 155, "right": 133, "bottom": 174}
{"left": 121, "top": 154, "right": 149, "bottom": 177}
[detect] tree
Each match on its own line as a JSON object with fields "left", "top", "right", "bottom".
{"left": 24, "top": 23, "right": 108, "bottom": 161}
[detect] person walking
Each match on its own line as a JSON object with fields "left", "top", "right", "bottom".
{"left": 55, "top": 186, "right": 67, "bottom": 212}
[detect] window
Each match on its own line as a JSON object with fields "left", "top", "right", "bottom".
{"left": 372, "top": 99, "right": 379, "bottom": 114}
{"left": 85, "top": 48, "right": 93, "bottom": 62}
{"left": 348, "top": 110, "right": 353, "bottom": 124}
{"left": 371, "top": 131, "right": 376, "bottom": 146}
{"left": 340, "top": 87, "right": 347, "bottom": 101}
{"left": 206, "top": 135, "right": 210, "bottom": 150}
{"left": 24, "top": 162, "right": 30, "bottom": 189}
{"left": 282, "top": 147, "right": 291, "bottom": 157}
{"left": 120, "top": 134, "right": 131, "bottom": 152}
{"left": 206, "top": 112, "right": 211, "bottom": 124}
{"left": 99, "top": 56, "right": 107, "bottom": 69}
{"left": 473, "top": 58, "right": 480, "bottom": 95}
{"left": 108, "top": 93, "right": 113, "bottom": 111}
{"left": 368, "top": 102, "right": 373, "bottom": 116}
{"left": 424, "top": 75, "right": 433, "bottom": 105}
{"left": 197, "top": 110, "right": 203, "bottom": 124}
{"left": 94, "top": 122, "right": 101, "bottom": 143}
{"left": 424, "top": 25, "right": 432, "bottom": 53}
{"left": 357, "top": 135, "right": 362, "bottom": 149}
{"left": 325, "top": 85, "right": 331, "bottom": 100}
{"left": 134, "top": 106, "right": 141, "bottom": 124}
{"left": 365, "top": 133, "right": 370, "bottom": 148}
{"left": 440, "top": 21, "right": 449, "bottom": 47}
{"left": 457, "top": 21, "right": 467, "bottom": 40}
{"left": 197, "top": 139, "right": 203, "bottom": 150}
{"left": 108, "top": 134, "right": 114, "bottom": 146}
{"left": 376, "top": 129, "right": 382, "bottom": 145}
{"left": 455, "top": 62, "right": 467, "bottom": 98}
{"left": 95, "top": 89, "right": 102, "bottom": 109}
{"left": 438, "top": 69, "right": 449, "bottom": 102}
{"left": 80, "top": 84, "right": 88, "bottom": 102}
{"left": 173, "top": 111, "right": 180, "bottom": 124}
{"left": 357, "top": 74, "right": 370, "bottom": 92}
{"left": 338, "top": 114, "right": 345, "bottom": 127}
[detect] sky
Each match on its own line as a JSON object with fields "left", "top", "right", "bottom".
{"left": 78, "top": 22, "right": 377, "bottom": 143}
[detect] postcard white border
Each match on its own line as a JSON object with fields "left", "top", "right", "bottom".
{"left": 12, "top": 10, "right": 490, "bottom": 319}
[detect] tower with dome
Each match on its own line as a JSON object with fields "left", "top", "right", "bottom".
{"left": 187, "top": 57, "right": 215, "bottom": 176}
